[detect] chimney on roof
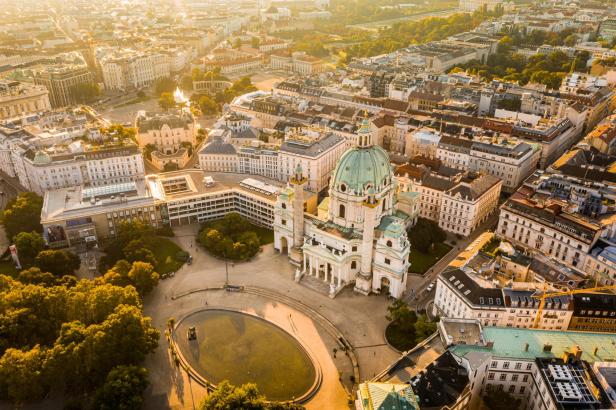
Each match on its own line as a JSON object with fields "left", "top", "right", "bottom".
{"left": 543, "top": 343, "right": 552, "bottom": 352}
{"left": 524, "top": 343, "right": 529, "bottom": 352}
{"left": 486, "top": 341, "right": 494, "bottom": 349}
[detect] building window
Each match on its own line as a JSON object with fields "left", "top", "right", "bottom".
{"left": 351, "top": 261, "right": 357, "bottom": 269}
{"left": 488, "top": 372, "right": 494, "bottom": 380}
{"left": 384, "top": 258, "right": 391, "bottom": 265}
{"left": 499, "top": 374, "right": 507, "bottom": 381}
{"left": 503, "top": 362, "right": 510, "bottom": 369}
{"left": 339, "top": 204, "right": 345, "bottom": 218}
{"left": 508, "top": 385, "right": 515, "bottom": 393}
{"left": 386, "top": 240, "right": 393, "bottom": 247}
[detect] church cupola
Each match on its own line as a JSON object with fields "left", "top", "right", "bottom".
{"left": 357, "top": 113, "right": 373, "bottom": 148}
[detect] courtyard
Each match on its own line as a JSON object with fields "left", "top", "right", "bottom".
{"left": 142, "top": 225, "right": 401, "bottom": 409}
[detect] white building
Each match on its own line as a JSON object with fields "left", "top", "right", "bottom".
{"left": 278, "top": 130, "right": 348, "bottom": 192}
{"left": 274, "top": 119, "right": 412, "bottom": 298}
{"left": 439, "top": 173, "right": 502, "bottom": 237}
{"left": 437, "top": 136, "right": 541, "bottom": 192}
{"left": 100, "top": 51, "right": 171, "bottom": 90}
{"left": 10, "top": 140, "right": 144, "bottom": 195}
{"left": 434, "top": 269, "right": 573, "bottom": 330}
{"left": 135, "top": 110, "right": 197, "bottom": 154}
{"left": 0, "top": 81, "right": 51, "bottom": 120}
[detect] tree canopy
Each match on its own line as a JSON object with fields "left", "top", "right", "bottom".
{"left": 198, "top": 381, "right": 304, "bottom": 410}
{"left": 93, "top": 365, "right": 149, "bottom": 410}
{"left": 13, "top": 231, "right": 45, "bottom": 267}
{"left": 0, "top": 275, "right": 158, "bottom": 404}
{"left": 198, "top": 213, "right": 262, "bottom": 261}
{"left": 34, "top": 249, "right": 81, "bottom": 277}
{"left": 407, "top": 218, "right": 447, "bottom": 253}
{"left": 158, "top": 92, "right": 176, "bottom": 110}
{"left": 2, "top": 192, "right": 44, "bottom": 241}
{"left": 70, "top": 82, "right": 101, "bottom": 104}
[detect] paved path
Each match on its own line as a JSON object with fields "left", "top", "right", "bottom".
{"left": 143, "top": 225, "right": 400, "bottom": 409}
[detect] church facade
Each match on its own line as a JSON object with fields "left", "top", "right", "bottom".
{"left": 273, "top": 118, "right": 413, "bottom": 298}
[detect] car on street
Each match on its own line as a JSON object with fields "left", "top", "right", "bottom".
{"left": 426, "top": 281, "right": 435, "bottom": 292}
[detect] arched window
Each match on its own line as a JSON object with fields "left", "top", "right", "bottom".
{"left": 382, "top": 198, "right": 387, "bottom": 211}
{"left": 340, "top": 183, "right": 346, "bottom": 192}
{"left": 281, "top": 203, "right": 286, "bottom": 209}
{"left": 339, "top": 204, "right": 346, "bottom": 218}
{"left": 351, "top": 261, "right": 357, "bottom": 269}
{"left": 386, "top": 240, "right": 393, "bottom": 247}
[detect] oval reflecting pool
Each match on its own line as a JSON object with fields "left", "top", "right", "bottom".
{"left": 175, "top": 309, "right": 317, "bottom": 401}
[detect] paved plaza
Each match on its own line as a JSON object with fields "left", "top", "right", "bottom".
{"left": 143, "top": 225, "right": 401, "bottom": 409}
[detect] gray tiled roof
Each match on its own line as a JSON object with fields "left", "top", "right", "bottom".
{"left": 280, "top": 133, "right": 344, "bottom": 158}
{"left": 200, "top": 138, "right": 236, "bottom": 155}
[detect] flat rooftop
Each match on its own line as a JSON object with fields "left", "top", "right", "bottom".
{"left": 450, "top": 327, "right": 616, "bottom": 366}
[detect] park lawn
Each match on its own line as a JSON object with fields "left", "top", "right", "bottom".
{"left": 0, "top": 260, "right": 18, "bottom": 277}
{"left": 249, "top": 223, "right": 274, "bottom": 245}
{"left": 145, "top": 237, "right": 185, "bottom": 275}
{"left": 409, "top": 242, "right": 452, "bottom": 274}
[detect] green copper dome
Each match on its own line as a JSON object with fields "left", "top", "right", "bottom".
{"left": 331, "top": 145, "right": 392, "bottom": 195}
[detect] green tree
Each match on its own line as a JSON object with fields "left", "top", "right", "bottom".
{"left": 386, "top": 299, "right": 417, "bottom": 333}
{"left": 2, "top": 192, "right": 44, "bottom": 240}
{"left": 158, "top": 92, "right": 175, "bottom": 110}
{"left": 251, "top": 37, "right": 260, "bottom": 48}
{"left": 154, "top": 77, "right": 176, "bottom": 95}
{"left": 13, "top": 231, "right": 45, "bottom": 267}
{"left": 0, "top": 346, "right": 48, "bottom": 403}
{"left": 70, "top": 82, "right": 101, "bottom": 104}
{"left": 94, "top": 365, "right": 149, "bottom": 410}
{"left": 414, "top": 314, "right": 437, "bottom": 344}
{"left": 17, "top": 267, "right": 59, "bottom": 286}
{"left": 198, "top": 95, "right": 219, "bottom": 115}
{"left": 123, "top": 238, "right": 157, "bottom": 266}
{"left": 34, "top": 249, "right": 81, "bottom": 276}
{"left": 407, "top": 218, "right": 446, "bottom": 253}
{"left": 127, "top": 262, "right": 159, "bottom": 295}
{"left": 198, "top": 381, "right": 304, "bottom": 410}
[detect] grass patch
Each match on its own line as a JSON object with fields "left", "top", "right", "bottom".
{"left": 146, "top": 237, "right": 184, "bottom": 275}
{"left": 385, "top": 322, "right": 417, "bottom": 351}
{"left": 0, "top": 260, "right": 18, "bottom": 277}
{"left": 409, "top": 242, "right": 452, "bottom": 274}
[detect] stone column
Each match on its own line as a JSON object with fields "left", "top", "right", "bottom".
{"left": 337, "top": 266, "right": 341, "bottom": 287}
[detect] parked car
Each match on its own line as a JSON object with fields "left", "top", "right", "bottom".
{"left": 187, "top": 255, "right": 193, "bottom": 265}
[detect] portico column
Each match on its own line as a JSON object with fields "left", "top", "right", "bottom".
{"left": 330, "top": 265, "right": 335, "bottom": 284}
{"left": 302, "top": 253, "right": 307, "bottom": 272}
{"left": 325, "top": 263, "right": 329, "bottom": 282}
{"left": 337, "top": 266, "right": 341, "bottom": 287}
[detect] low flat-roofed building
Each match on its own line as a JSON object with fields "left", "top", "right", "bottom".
{"left": 41, "top": 170, "right": 316, "bottom": 248}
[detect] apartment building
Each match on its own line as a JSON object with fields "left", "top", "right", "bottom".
{"left": 439, "top": 173, "right": 502, "bottom": 237}
{"left": 10, "top": 141, "right": 145, "bottom": 195}
{"left": 100, "top": 51, "right": 171, "bottom": 90}
{"left": 396, "top": 160, "right": 502, "bottom": 236}
{"left": 278, "top": 131, "right": 347, "bottom": 192}
{"left": 437, "top": 136, "right": 541, "bottom": 192}
{"left": 33, "top": 65, "right": 93, "bottom": 108}
{"left": 434, "top": 269, "right": 572, "bottom": 330}
{"left": 270, "top": 51, "right": 326, "bottom": 76}
{"left": 497, "top": 172, "right": 608, "bottom": 270}
{"left": 448, "top": 327, "right": 615, "bottom": 410}
{"left": 0, "top": 81, "right": 51, "bottom": 120}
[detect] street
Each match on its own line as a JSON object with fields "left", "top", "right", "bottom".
{"left": 403, "top": 211, "right": 500, "bottom": 313}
